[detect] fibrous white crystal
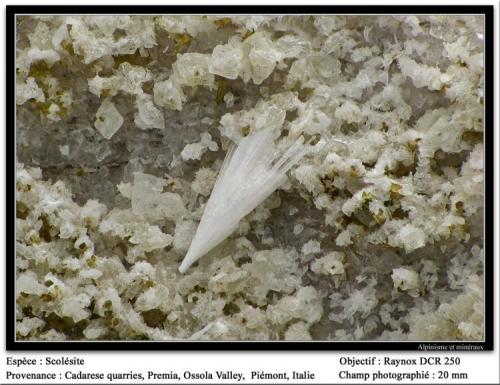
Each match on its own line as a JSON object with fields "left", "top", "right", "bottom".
{"left": 94, "top": 98, "right": 124, "bottom": 139}
{"left": 179, "top": 128, "right": 309, "bottom": 273}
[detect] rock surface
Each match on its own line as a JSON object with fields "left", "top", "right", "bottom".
{"left": 15, "top": 15, "right": 484, "bottom": 341}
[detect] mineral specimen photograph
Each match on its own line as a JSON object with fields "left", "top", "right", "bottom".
{"left": 13, "top": 11, "right": 487, "bottom": 343}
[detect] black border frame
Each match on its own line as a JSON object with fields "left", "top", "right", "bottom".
{"left": 6, "top": 5, "right": 494, "bottom": 351}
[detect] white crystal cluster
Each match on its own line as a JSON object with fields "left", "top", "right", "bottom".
{"left": 179, "top": 128, "right": 309, "bottom": 273}
{"left": 16, "top": 15, "right": 484, "bottom": 341}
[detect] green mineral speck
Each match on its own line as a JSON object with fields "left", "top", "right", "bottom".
{"left": 461, "top": 130, "right": 483, "bottom": 144}
{"left": 141, "top": 309, "right": 167, "bottom": 328}
{"left": 16, "top": 201, "right": 30, "bottom": 219}
{"left": 39, "top": 214, "right": 53, "bottom": 242}
{"left": 216, "top": 77, "right": 227, "bottom": 105}
{"left": 223, "top": 302, "right": 240, "bottom": 316}
{"left": 389, "top": 183, "right": 402, "bottom": 200}
{"left": 87, "top": 255, "right": 97, "bottom": 268}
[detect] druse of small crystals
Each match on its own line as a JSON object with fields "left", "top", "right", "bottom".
{"left": 16, "top": 15, "right": 484, "bottom": 341}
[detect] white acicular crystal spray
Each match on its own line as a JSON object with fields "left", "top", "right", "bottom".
{"left": 179, "top": 129, "right": 309, "bottom": 273}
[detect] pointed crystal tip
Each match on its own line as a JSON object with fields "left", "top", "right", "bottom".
{"left": 177, "top": 129, "right": 309, "bottom": 274}
{"left": 178, "top": 260, "right": 189, "bottom": 274}
{"left": 178, "top": 250, "right": 195, "bottom": 273}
